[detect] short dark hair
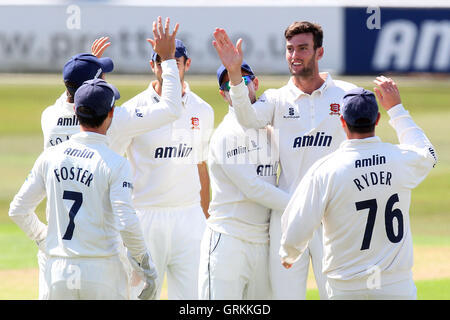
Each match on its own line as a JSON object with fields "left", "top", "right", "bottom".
{"left": 64, "top": 81, "right": 79, "bottom": 103}
{"left": 65, "top": 75, "right": 104, "bottom": 103}
{"left": 346, "top": 118, "right": 376, "bottom": 134}
{"left": 284, "top": 21, "right": 323, "bottom": 49}
{"left": 75, "top": 106, "right": 109, "bottom": 128}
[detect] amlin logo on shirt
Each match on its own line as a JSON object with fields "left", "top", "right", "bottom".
{"left": 283, "top": 106, "right": 300, "bottom": 119}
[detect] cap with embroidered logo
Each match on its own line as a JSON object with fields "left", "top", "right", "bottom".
{"left": 74, "top": 78, "right": 120, "bottom": 119}
{"left": 63, "top": 53, "right": 114, "bottom": 94}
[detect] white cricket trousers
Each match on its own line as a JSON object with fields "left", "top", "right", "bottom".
{"left": 198, "top": 227, "right": 271, "bottom": 300}
{"left": 45, "top": 255, "right": 128, "bottom": 300}
{"left": 270, "top": 210, "right": 328, "bottom": 300}
{"left": 37, "top": 249, "right": 48, "bottom": 299}
{"left": 133, "top": 203, "right": 206, "bottom": 300}
{"left": 326, "top": 277, "right": 417, "bottom": 300}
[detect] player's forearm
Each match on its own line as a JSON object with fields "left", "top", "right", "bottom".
{"left": 9, "top": 212, "right": 47, "bottom": 243}
{"left": 160, "top": 59, "right": 183, "bottom": 118}
{"left": 220, "top": 159, "right": 289, "bottom": 211}
{"left": 9, "top": 162, "right": 47, "bottom": 242}
{"left": 198, "top": 162, "right": 210, "bottom": 219}
{"left": 229, "top": 81, "right": 270, "bottom": 129}
{"left": 388, "top": 104, "right": 437, "bottom": 163}
{"left": 388, "top": 104, "right": 432, "bottom": 148}
{"left": 280, "top": 177, "right": 325, "bottom": 264}
{"left": 119, "top": 216, "right": 147, "bottom": 262}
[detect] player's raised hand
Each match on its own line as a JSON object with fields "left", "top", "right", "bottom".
{"left": 91, "top": 36, "right": 111, "bottom": 58}
{"left": 213, "top": 28, "right": 244, "bottom": 86}
{"left": 147, "top": 16, "right": 179, "bottom": 62}
{"left": 373, "top": 76, "right": 402, "bottom": 111}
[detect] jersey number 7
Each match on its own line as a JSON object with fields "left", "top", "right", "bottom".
{"left": 356, "top": 193, "right": 404, "bottom": 250}
{"left": 62, "top": 190, "right": 83, "bottom": 240}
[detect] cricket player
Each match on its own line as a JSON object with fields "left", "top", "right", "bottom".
{"left": 38, "top": 16, "right": 183, "bottom": 299}
{"left": 280, "top": 77, "right": 437, "bottom": 300}
{"left": 9, "top": 79, "right": 159, "bottom": 300}
{"left": 212, "top": 22, "right": 357, "bottom": 299}
{"left": 198, "top": 63, "right": 290, "bottom": 300}
{"left": 116, "top": 38, "right": 214, "bottom": 300}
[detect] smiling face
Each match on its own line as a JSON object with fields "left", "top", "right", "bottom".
{"left": 285, "top": 33, "right": 322, "bottom": 78}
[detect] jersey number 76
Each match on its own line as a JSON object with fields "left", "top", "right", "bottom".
{"left": 356, "top": 193, "right": 404, "bottom": 250}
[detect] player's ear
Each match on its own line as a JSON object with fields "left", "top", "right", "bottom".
{"left": 375, "top": 112, "right": 381, "bottom": 126}
{"left": 149, "top": 60, "right": 155, "bottom": 72}
{"left": 184, "top": 58, "right": 191, "bottom": 71}
{"left": 252, "top": 77, "right": 259, "bottom": 91}
{"left": 316, "top": 47, "right": 324, "bottom": 61}
{"left": 339, "top": 115, "right": 347, "bottom": 129}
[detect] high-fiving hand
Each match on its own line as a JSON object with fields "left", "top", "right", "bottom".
{"left": 373, "top": 76, "right": 402, "bottom": 111}
{"left": 147, "top": 16, "right": 180, "bottom": 62}
{"left": 91, "top": 36, "right": 111, "bottom": 58}
{"left": 212, "top": 28, "right": 246, "bottom": 87}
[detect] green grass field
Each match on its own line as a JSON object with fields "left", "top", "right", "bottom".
{"left": 0, "top": 73, "right": 449, "bottom": 300}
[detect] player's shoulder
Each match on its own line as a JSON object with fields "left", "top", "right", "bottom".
{"left": 306, "top": 148, "right": 351, "bottom": 181}
{"left": 329, "top": 77, "right": 358, "bottom": 92}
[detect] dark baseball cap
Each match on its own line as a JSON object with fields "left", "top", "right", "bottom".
{"left": 63, "top": 53, "right": 114, "bottom": 92}
{"left": 74, "top": 79, "right": 120, "bottom": 119}
{"left": 342, "top": 87, "right": 379, "bottom": 127}
{"left": 216, "top": 61, "right": 255, "bottom": 88}
{"left": 151, "top": 39, "right": 189, "bottom": 61}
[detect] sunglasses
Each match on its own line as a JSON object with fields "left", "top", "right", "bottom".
{"left": 220, "top": 75, "right": 255, "bottom": 91}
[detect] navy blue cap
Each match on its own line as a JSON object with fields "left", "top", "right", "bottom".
{"left": 217, "top": 61, "right": 255, "bottom": 88}
{"left": 63, "top": 53, "right": 114, "bottom": 91}
{"left": 151, "top": 39, "right": 189, "bottom": 61}
{"left": 74, "top": 79, "right": 120, "bottom": 119}
{"left": 342, "top": 87, "right": 379, "bottom": 127}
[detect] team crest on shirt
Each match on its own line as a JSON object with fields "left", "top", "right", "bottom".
{"left": 329, "top": 103, "right": 340, "bottom": 116}
{"left": 191, "top": 117, "right": 200, "bottom": 129}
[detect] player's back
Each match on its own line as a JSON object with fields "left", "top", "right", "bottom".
{"left": 42, "top": 132, "right": 126, "bottom": 258}
{"left": 315, "top": 136, "right": 435, "bottom": 289}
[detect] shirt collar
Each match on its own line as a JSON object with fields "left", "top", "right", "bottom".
{"left": 70, "top": 131, "right": 108, "bottom": 145}
{"left": 339, "top": 136, "right": 382, "bottom": 149}
{"left": 287, "top": 72, "right": 334, "bottom": 102}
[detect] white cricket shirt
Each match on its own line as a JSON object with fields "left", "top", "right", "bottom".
{"left": 230, "top": 73, "right": 357, "bottom": 193}
{"left": 41, "top": 59, "right": 183, "bottom": 152}
{"left": 207, "top": 107, "right": 290, "bottom": 243}
{"left": 9, "top": 132, "right": 147, "bottom": 260}
{"left": 280, "top": 104, "right": 437, "bottom": 290}
{"left": 117, "top": 82, "right": 214, "bottom": 208}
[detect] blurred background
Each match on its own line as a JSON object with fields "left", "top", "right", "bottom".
{"left": 0, "top": 0, "right": 449, "bottom": 299}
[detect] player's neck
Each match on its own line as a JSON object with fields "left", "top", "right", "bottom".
{"left": 80, "top": 126, "right": 107, "bottom": 135}
{"left": 292, "top": 73, "right": 325, "bottom": 95}
{"left": 347, "top": 132, "right": 375, "bottom": 140}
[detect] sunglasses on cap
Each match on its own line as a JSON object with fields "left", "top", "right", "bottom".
{"left": 220, "top": 75, "right": 255, "bottom": 92}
